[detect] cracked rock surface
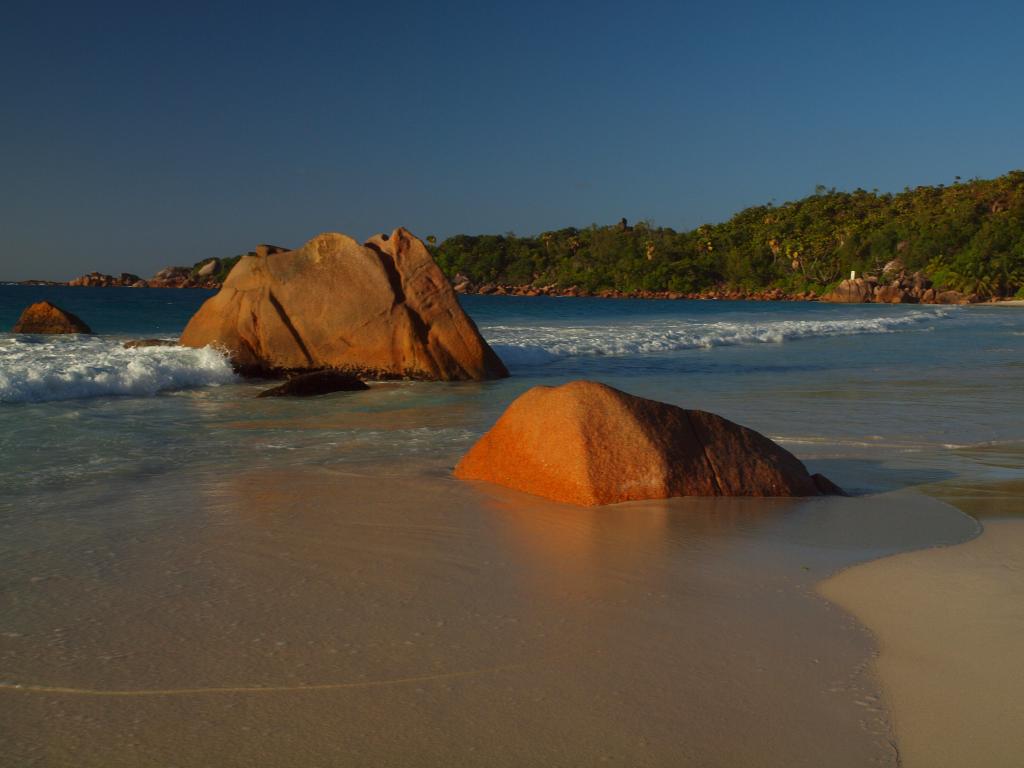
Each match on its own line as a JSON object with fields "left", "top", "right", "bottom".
{"left": 180, "top": 228, "right": 508, "bottom": 381}
{"left": 455, "top": 380, "right": 840, "bottom": 505}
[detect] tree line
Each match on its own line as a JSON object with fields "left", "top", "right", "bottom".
{"left": 428, "top": 171, "right": 1024, "bottom": 298}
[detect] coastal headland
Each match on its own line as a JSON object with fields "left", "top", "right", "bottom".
{"left": 17, "top": 171, "right": 1024, "bottom": 306}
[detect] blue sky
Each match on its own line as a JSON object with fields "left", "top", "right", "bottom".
{"left": 2, "top": 0, "right": 1022, "bottom": 279}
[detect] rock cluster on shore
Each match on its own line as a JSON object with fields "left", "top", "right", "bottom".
{"left": 65, "top": 266, "right": 220, "bottom": 289}
{"left": 180, "top": 228, "right": 509, "bottom": 381}
{"left": 820, "top": 264, "right": 976, "bottom": 304}
{"left": 455, "top": 381, "right": 842, "bottom": 506}
{"left": 33, "top": 251, "right": 993, "bottom": 305}
{"left": 451, "top": 276, "right": 820, "bottom": 302}
{"left": 55, "top": 245, "right": 291, "bottom": 290}
{"left": 68, "top": 271, "right": 145, "bottom": 288}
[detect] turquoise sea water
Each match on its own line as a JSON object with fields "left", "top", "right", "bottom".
{"left": 2, "top": 285, "right": 1022, "bottom": 503}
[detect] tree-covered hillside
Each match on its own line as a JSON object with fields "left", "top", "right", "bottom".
{"left": 431, "top": 171, "right": 1024, "bottom": 298}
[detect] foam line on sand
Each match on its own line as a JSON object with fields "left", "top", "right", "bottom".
{"left": 0, "top": 661, "right": 527, "bottom": 698}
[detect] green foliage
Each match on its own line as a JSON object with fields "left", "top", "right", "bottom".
{"left": 189, "top": 255, "right": 243, "bottom": 283}
{"left": 434, "top": 171, "right": 1024, "bottom": 296}
{"left": 213, "top": 256, "right": 242, "bottom": 283}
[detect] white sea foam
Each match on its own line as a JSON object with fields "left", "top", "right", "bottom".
{"left": 0, "top": 336, "right": 237, "bottom": 403}
{"left": 484, "top": 310, "right": 953, "bottom": 367}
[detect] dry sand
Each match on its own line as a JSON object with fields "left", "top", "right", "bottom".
{"left": 820, "top": 518, "right": 1024, "bottom": 768}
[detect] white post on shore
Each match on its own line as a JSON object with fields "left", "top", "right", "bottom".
{"left": 850, "top": 270, "right": 856, "bottom": 280}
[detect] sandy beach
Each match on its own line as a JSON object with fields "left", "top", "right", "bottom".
{"left": 0, "top": 459, "right": 980, "bottom": 766}
{"left": 820, "top": 517, "right": 1024, "bottom": 768}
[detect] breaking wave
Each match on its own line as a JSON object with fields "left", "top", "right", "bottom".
{"left": 0, "top": 336, "right": 237, "bottom": 403}
{"left": 484, "top": 310, "right": 953, "bottom": 367}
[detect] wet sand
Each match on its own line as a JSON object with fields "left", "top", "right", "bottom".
{"left": 820, "top": 518, "right": 1024, "bottom": 768}
{"left": 0, "top": 457, "right": 979, "bottom": 767}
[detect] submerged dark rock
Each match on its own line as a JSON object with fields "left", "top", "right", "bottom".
{"left": 123, "top": 339, "right": 179, "bottom": 349}
{"left": 257, "top": 370, "right": 370, "bottom": 398}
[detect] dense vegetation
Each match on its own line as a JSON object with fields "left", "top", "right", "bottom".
{"left": 430, "top": 171, "right": 1024, "bottom": 298}
{"left": 190, "top": 255, "right": 241, "bottom": 284}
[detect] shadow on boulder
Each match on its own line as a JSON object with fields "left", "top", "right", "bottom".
{"left": 455, "top": 380, "right": 844, "bottom": 506}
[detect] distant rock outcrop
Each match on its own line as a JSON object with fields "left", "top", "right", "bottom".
{"left": 68, "top": 272, "right": 141, "bottom": 287}
{"left": 196, "top": 260, "right": 219, "bottom": 278}
{"left": 12, "top": 301, "right": 92, "bottom": 334}
{"left": 454, "top": 381, "right": 841, "bottom": 506}
{"left": 180, "top": 228, "right": 509, "bottom": 381}
{"left": 148, "top": 267, "right": 194, "bottom": 288}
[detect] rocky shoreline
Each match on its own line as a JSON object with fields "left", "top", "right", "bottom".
{"left": 444, "top": 258, "right": 1005, "bottom": 304}
{"left": 450, "top": 275, "right": 994, "bottom": 305}
{"left": 16, "top": 244, "right": 289, "bottom": 290}
{"left": 15, "top": 254, "right": 1015, "bottom": 306}
{"left": 17, "top": 268, "right": 221, "bottom": 290}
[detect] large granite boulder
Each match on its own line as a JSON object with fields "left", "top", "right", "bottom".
{"left": 180, "top": 228, "right": 508, "bottom": 380}
{"left": 12, "top": 301, "right": 92, "bottom": 334}
{"left": 454, "top": 381, "right": 841, "bottom": 506}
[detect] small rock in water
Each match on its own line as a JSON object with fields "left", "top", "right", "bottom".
{"left": 257, "top": 370, "right": 369, "bottom": 398}
{"left": 12, "top": 301, "right": 92, "bottom": 334}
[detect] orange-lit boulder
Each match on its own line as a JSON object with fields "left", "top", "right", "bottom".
{"left": 12, "top": 301, "right": 92, "bottom": 334}
{"left": 455, "top": 381, "right": 840, "bottom": 506}
{"left": 180, "top": 228, "right": 508, "bottom": 380}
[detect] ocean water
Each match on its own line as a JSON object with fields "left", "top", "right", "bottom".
{"left": 2, "top": 285, "right": 1021, "bottom": 498}
{"left": 1, "top": 285, "right": 1021, "bottom": 766}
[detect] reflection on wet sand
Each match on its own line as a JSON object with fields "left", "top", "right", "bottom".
{"left": 484, "top": 486, "right": 801, "bottom": 599}
{"left": 0, "top": 462, "right": 977, "bottom": 767}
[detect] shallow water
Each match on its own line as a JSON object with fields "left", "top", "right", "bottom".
{"left": 3, "top": 288, "right": 1022, "bottom": 499}
{"left": 1, "top": 286, "right": 1021, "bottom": 765}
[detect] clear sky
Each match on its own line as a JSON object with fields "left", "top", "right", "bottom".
{"left": 2, "top": 0, "right": 1022, "bottom": 280}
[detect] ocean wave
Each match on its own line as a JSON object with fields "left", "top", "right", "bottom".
{"left": 485, "top": 310, "right": 952, "bottom": 367}
{"left": 0, "top": 336, "right": 237, "bottom": 403}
